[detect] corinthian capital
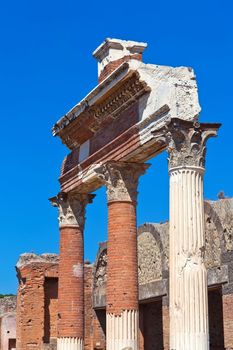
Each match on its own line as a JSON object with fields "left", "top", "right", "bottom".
{"left": 95, "top": 162, "right": 150, "bottom": 203}
{"left": 49, "top": 191, "right": 95, "bottom": 229}
{"left": 153, "top": 118, "right": 221, "bottom": 170}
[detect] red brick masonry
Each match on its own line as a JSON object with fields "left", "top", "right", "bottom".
{"left": 107, "top": 201, "right": 138, "bottom": 314}
{"left": 58, "top": 226, "right": 84, "bottom": 339}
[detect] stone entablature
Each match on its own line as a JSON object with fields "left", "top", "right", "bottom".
{"left": 51, "top": 39, "right": 201, "bottom": 194}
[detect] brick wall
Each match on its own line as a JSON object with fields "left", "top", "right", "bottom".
{"left": 16, "top": 256, "right": 58, "bottom": 350}
{"left": 98, "top": 54, "right": 142, "bottom": 83}
{"left": 223, "top": 293, "right": 233, "bottom": 350}
{"left": 90, "top": 102, "right": 139, "bottom": 156}
{"left": 84, "top": 264, "right": 93, "bottom": 350}
{"left": 58, "top": 226, "right": 84, "bottom": 338}
{"left": 16, "top": 263, "right": 233, "bottom": 350}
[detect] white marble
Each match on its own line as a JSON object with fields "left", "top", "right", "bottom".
{"left": 57, "top": 337, "right": 83, "bottom": 350}
{"left": 169, "top": 166, "right": 209, "bottom": 350}
{"left": 107, "top": 310, "right": 138, "bottom": 350}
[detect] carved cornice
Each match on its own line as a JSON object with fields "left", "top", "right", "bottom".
{"left": 152, "top": 118, "right": 221, "bottom": 170}
{"left": 95, "top": 161, "right": 150, "bottom": 203}
{"left": 49, "top": 192, "right": 95, "bottom": 229}
{"left": 88, "top": 72, "right": 150, "bottom": 132}
{"left": 53, "top": 71, "right": 150, "bottom": 149}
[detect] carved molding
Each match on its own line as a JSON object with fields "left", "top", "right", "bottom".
{"left": 88, "top": 72, "right": 150, "bottom": 132}
{"left": 49, "top": 191, "right": 95, "bottom": 229}
{"left": 95, "top": 161, "right": 149, "bottom": 202}
{"left": 153, "top": 118, "right": 220, "bottom": 169}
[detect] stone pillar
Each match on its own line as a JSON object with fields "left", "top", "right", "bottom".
{"left": 50, "top": 191, "right": 94, "bottom": 350}
{"left": 95, "top": 162, "right": 149, "bottom": 350}
{"left": 154, "top": 119, "right": 220, "bottom": 350}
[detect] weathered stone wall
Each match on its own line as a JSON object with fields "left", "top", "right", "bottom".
{"left": 0, "top": 296, "right": 16, "bottom": 316}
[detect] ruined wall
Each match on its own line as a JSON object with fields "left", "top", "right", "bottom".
{"left": 16, "top": 253, "right": 59, "bottom": 350}
{"left": 205, "top": 199, "right": 233, "bottom": 350}
{"left": 16, "top": 198, "right": 233, "bottom": 350}
{"left": 0, "top": 296, "right": 16, "bottom": 316}
{"left": 0, "top": 296, "right": 17, "bottom": 350}
{"left": 16, "top": 257, "right": 102, "bottom": 350}
{"left": 92, "top": 198, "right": 233, "bottom": 350}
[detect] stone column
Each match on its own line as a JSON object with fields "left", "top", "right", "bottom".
{"left": 50, "top": 191, "right": 94, "bottom": 350}
{"left": 154, "top": 119, "right": 220, "bottom": 350}
{"left": 95, "top": 162, "right": 149, "bottom": 350}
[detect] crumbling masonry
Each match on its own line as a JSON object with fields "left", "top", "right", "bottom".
{"left": 15, "top": 199, "right": 233, "bottom": 350}
{"left": 15, "top": 38, "right": 233, "bottom": 350}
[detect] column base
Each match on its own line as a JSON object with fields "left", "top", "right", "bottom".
{"left": 170, "top": 332, "right": 209, "bottom": 350}
{"left": 107, "top": 310, "right": 138, "bottom": 350}
{"left": 57, "top": 337, "right": 83, "bottom": 350}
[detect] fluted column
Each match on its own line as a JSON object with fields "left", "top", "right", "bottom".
{"left": 50, "top": 191, "right": 94, "bottom": 350}
{"left": 95, "top": 162, "right": 149, "bottom": 350}
{"left": 154, "top": 118, "right": 220, "bottom": 350}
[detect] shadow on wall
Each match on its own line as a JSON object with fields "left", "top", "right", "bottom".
{"left": 140, "top": 300, "right": 164, "bottom": 350}
{"left": 208, "top": 288, "right": 225, "bottom": 350}
{"left": 43, "top": 277, "right": 58, "bottom": 344}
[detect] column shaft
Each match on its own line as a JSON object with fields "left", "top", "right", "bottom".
{"left": 50, "top": 192, "right": 94, "bottom": 350}
{"left": 152, "top": 118, "right": 220, "bottom": 350}
{"left": 107, "top": 201, "right": 138, "bottom": 350}
{"left": 95, "top": 161, "right": 149, "bottom": 350}
{"left": 169, "top": 167, "right": 208, "bottom": 350}
{"left": 58, "top": 226, "right": 84, "bottom": 343}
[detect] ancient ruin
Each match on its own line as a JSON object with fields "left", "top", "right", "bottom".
{"left": 15, "top": 198, "right": 233, "bottom": 350}
{"left": 0, "top": 295, "right": 16, "bottom": 350}
{"left": 14, "top": 38, "right": 233, "bottom": 350}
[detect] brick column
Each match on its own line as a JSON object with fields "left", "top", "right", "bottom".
{"left": 50, "top": 191, "right": 94, "bottom": 350}
{"left": 154, "top": 119, "right": 220, "bottom": 350}
{"left": 96, "top": 162, "right": 149, "bottom": 350}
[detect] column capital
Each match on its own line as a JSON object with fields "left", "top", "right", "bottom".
{"left": 95, "top": 161, "right": 150, "bottom": 203}
{"left": 49, "top": 191, "right": 95, "bottom": 229}
{"left": 153, "top": 118, "right": 221, "bottom": 170}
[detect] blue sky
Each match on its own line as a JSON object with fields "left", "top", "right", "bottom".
{"left": 0, "top": 0, "right": 232, "bottom": 294}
